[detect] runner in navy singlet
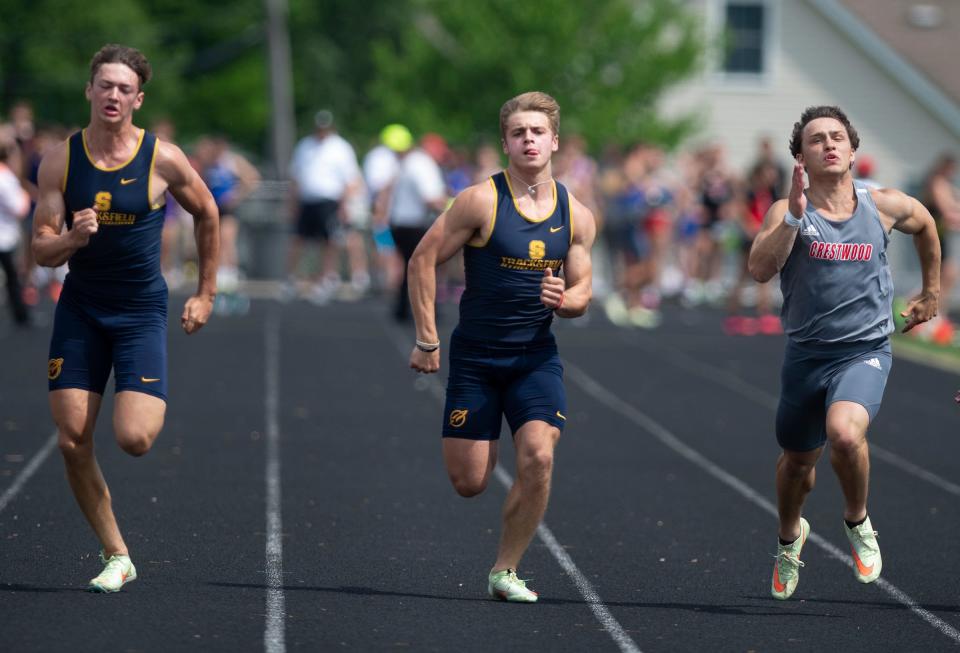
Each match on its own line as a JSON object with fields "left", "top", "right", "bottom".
{"left": 749, "top": 106, "right": 940, "bottom": 600}
{"left": 407, "top": 92, "right": 597, "bottom": 602}
{"left": 31, "top": 44, "right": 220, "bottom": 592}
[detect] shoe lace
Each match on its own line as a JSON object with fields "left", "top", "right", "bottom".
{"left": 502, "top": 569, "right": 532, "bottom": 588}
{"left": 853, "top": 526, "right": 880, "bottom": 551}
{"left": 97, "top": 552, "right": 126, "bottom": 576}
{"left": 773, "top": 551, "right": 805, "bottom": 578}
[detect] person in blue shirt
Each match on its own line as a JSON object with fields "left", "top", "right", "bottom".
{"left": 407, "top": 91, "right": 596, "bottom": 602}
{"left": 31, "top": 44, "right": 220, "bottom": 593}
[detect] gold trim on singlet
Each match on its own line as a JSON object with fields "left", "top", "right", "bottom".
{"left": 81, "top": 128, "right": 145, "bottom": 172}
{"left": 503, "top": 171, "right": 557, "bottom": 223}
{"left": 61, "top": 138, "right": 70, "bottom": 193}
{"left": 468, "top": 176, "right": 499, "bottom": 248}
{"left": 147, "top": 137, "right": 165, "bottom": 211}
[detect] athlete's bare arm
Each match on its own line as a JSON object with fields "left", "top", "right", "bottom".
{"left": 550, "top": 195, "right": 596, "bottom": 318}
{"left": 31, "top": 141, "right": 97, "bottom": 267}
{"left": 749, "top": 162, "right": 805, "bottom": 282}
{"left": 872, "top": 187, "right": 941, "bottom": 331}
{"left": 407, "top": 182, "right": 493, "bottom": 373}
{"left": 155, "top": 140, "right": 220, "bottom": 334}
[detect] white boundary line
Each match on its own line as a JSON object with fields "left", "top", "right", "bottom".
{"left": 264, "top": 311, "right": 286, "bottom": 653}
{"left": 620, "top": 333, "right": 960, "bottom": 497}
{"left": 0, "top": 431, "right": 57, "bottom": 514}
{"left": 564, "top": 360, "right": 960, "bottom": 645}
{"left": 387, "top": 328, "right": 641, "bottom": 653}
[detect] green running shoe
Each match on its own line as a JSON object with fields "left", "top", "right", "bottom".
{"left": 845, "top": 516, "right": 882, "bottom": 583}
{"left": 771, "top": 518, "right": 809, "bottom": 600}
{"left": 488, "top": 568, "right": 538, "bottom": 603}
{"left": 89, "top": 552, "right": 137, "bottom": 593}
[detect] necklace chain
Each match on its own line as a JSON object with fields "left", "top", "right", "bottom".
{"left": 508, "top": 170, "right": 553, "bottom": 194}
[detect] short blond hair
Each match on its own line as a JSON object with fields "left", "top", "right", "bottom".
{"left": 499, "top": 91, "right": 560, "bottom": 139}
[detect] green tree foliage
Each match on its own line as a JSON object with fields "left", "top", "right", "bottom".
{"left": 366, "top": 0, "right": 705, "bottom": 149}
{"left": 0, "top": 0, "right": 163, "bottom": 128}
{"left": 0, "top": 0, "right": 706, "bottom": 163}
{"left": 0, "top": 0, "right": 266, "bottom": 150}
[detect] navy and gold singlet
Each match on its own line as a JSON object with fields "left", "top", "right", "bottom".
{"left": 48, "top": 129, "right": 170, "bottom": 400}
{"left": 63, "top": 128, "right": 166, "bottom": 299}
{"left": 442, "top": 172, "right": 573, "bottom": 440}
{"left": 456, "top": 171, "right": 573, "bottom": 343}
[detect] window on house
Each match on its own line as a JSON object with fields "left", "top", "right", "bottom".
{"left": 723, "top": 2, "right": 766, "bottom": 74}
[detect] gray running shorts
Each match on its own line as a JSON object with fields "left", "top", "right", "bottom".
{"left": 775, "top": 337, "right": 892, "bottom": 452}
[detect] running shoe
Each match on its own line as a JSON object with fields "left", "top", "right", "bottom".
{"left": 844, "top": 516, "right": 882, "bottom": 583}
{"left": 771, "top": 517, "right": 809, "bottom": 600}
{"left": 89, "top": 552, "right": 137, "bottom": 593}
{"left": 488, "top": 568, "right": 538, "bottom": 603}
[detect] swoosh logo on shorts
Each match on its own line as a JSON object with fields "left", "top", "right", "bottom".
{"left": 141, "top": 377, "right": 161, "bottom": 383}
{"left": 555, "top": 411, "right": 566, "bottom": 420}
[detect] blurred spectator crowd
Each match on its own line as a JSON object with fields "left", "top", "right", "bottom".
{"left": 2, "top": 101, "right": 959, "bottom": 342}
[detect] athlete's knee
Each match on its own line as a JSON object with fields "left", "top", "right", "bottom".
{"left": 116, "top": 426, "right": 158, "bottom": 457}
{"left": 57, "top": 424, "right": 93, "bottom": 460}
{"left": 780, "top": 452, "right": 815, "bottom": 479}
{"left": 826, "top": 421, "right": 866, "bottom": 456}
{"left": 448, "top": 469, "right": 489, "bottom": 497}
{"left": 517, "top": 447, "right": 554, "bottom": 482}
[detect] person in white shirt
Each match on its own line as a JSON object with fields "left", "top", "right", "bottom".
{"left": 0, "top": 137, "right": 31, "bottom": 325}
{"left": 287, "top": 110, "right": 363, "bottom": 303}
{"left": 386, "top": 130, "right": 448, "bottom": 321}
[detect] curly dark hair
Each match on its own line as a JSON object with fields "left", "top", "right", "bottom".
{"left": 788, "top": 106, "right": 859, "bottom": 158}
{"left": 89, "top": 44, "right": 152, "bottom": 89}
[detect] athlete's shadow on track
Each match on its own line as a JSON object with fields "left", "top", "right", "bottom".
{"left": 209, "top": 582, "right": 960, "bottom": 616}
{"left": 0, "top": 584, "right": 87, "bottom": 593}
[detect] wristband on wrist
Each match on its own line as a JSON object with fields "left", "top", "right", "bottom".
{"left": 415, "top": 339, "right": 440, "bottom": 353}
{"left": 783, "top": 211, "right": 801, "bottom": 228}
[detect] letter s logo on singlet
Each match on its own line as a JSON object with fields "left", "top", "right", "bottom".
{"left": 449, "top": 409, "right": 469, "bottom": 428}
{"left": 529, "top": 240, "right": 545, "bottom": 260}
{"left": 94, "top": 192, "right": 112, "bottom": 212}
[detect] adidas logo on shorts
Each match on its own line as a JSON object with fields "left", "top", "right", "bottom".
{"left": 864, "top": 357, "right": 882, "bottom": 370}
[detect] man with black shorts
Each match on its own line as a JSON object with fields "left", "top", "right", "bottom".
{"left": 749, "top": 106, "right": 940, "bottom": 600}
{"left": 32, "top": 44, "right": 219, "bottom": 592}
{"left": 407, "top": 91, "right": 596, "bottom": 602}
{"left": 287, "top": 110, "right": 362, "bottom": 302}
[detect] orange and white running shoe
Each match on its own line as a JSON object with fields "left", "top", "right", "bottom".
{"left": 89, "top": 551, "right": 137, "bottom": 593}
{"left": 771, "top": 518, "right": 809, "bottom": 600}
{"left": 488, "top": 568, "right": 538, "bottom": 603}
{"left": 845, "top": 516, "right": 882, "bottom": 583}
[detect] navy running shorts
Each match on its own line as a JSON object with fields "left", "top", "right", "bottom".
{"left": 776, "top": 337, "right": 892, "bottom": 452}
{"left": 442, "top": 331, "right": 567, "bottom": 440}
{"left": 47, "top": 281, "right": 168, "bottom": 400}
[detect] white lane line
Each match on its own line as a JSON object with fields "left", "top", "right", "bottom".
{"left": 494, "top": 466, "right": 642, "bottom": 653}
{"left": 386, "top": 328, "right": 641, "bottom": 653}
{"left": 264, "top": 311, "right": 286, "bottom": 653}
{"left": 0, "top": 431, "right": 57, "bottom": 514}
{"left": 621, "top": 333, "right": 960, "bottom": 498}
{"left": 565, "top": 360, "right": 960, "bottom": 645}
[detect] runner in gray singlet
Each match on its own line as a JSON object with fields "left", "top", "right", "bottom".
{"left": 748, "top": 106, "right": 941, "bottom": 601}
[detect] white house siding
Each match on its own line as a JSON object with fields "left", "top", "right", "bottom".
{"left": 662, "top": 0, "right": 960, "bottom": 189}
{"left": 661, "top": 0, "right": 960, "bottom": 295}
